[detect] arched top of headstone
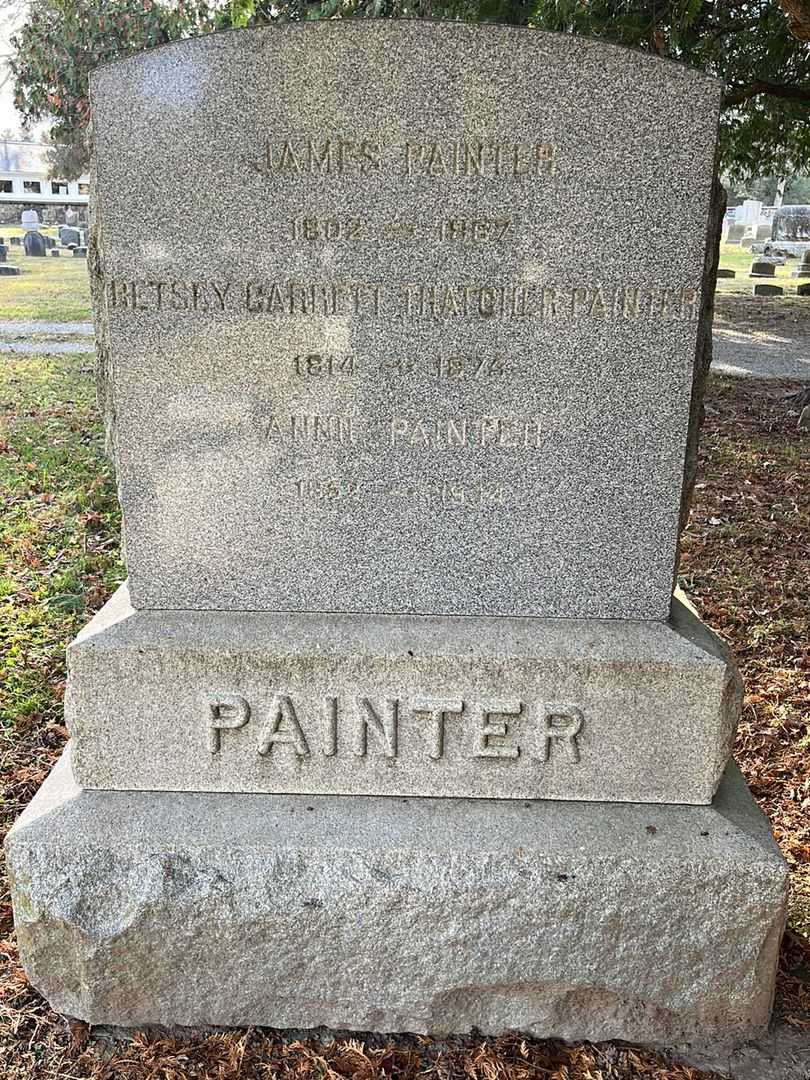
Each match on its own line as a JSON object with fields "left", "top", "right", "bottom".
{"left": 91, "top": 20, "right": 721, "bottom": 93}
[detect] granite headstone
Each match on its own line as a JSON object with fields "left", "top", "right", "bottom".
{"left": 71, "top": 21, "right": 743, "bottom": 804}
{"left": 23, "top": 231, "right": 47, "bottom": 257}
{"left": 750, "top": 259, "right": 776, "bottom": 277}
{"left": 59, "top": 225, "right": 81, "bottom": 247}
{"left": 90, "top": 22, "right": 720, "bottom": 621}
{"left": 7, "top": 23, "right": 787, "bottom": 1049}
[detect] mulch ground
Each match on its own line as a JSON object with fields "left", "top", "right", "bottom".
{"left": 0, "top": 365, "right": 808, "bottom": 1079}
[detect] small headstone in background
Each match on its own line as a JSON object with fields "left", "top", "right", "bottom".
{"left": 9, "top": 236, "right": 21, "bottom": 246}
{"left": 753, "top": 283, "right": 783, "bottom": 296}
{"left": 50, "top": 249, "right": 61, "bottom": 257}
{"left": 797, "top": 282, "right": 810, "bottom": 296}
{"left": 791, "top": 254, "right": 810, "bottom": 278}
{"left": 72, "top": 246, "right": 87, "bottom": 258}
{"left": 717, "top": 268, "right": 735, "bottom": 278}
{"left": 726, "top": 223, "right": 745, "bottom": 243}
{"left": 20, "top": 208, "right": 40, "bottom": 232}
{"left": 23, "top": 231, "right": 47, "bottom": 257}
{"left": 0, "top": 265, "right": 21, "bottom": 276}
{"left": 750, "top": 260, "right": 776, "bottom": 277}
{"left": 0, "top": 241, "right": 7, "bottom": 263}
{"left": 59, "top": 225, "right": 81, "bottom": 247}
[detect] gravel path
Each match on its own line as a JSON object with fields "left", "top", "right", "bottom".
{"left": 0, "top": 340, "right": 93, "bottom": 354}
{"left": 0, "top": 320, "right": 94, "bottom": 336}
{"left": 713, "top": 327, "right": 810, "bottom": 380}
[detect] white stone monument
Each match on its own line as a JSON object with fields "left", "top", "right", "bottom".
{"left": 20, "top": 207, "right": 40, "bottom": 231}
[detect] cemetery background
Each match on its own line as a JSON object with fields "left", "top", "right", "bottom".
{"left": 0, "top": 10, "right": 808, "bottom": 1080}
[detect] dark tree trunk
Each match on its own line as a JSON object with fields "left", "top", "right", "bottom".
{"left": 677, "top": 174, "right": 727, "bottom": 548}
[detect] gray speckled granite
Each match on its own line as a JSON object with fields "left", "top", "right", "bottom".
{"left": 12, "top": 28, "right": 771, "bottom": 1046}
{"left": 6, "top": 748, "right": 786, "bottom": 1044}
{"left": 66, "top": 584, "right": 740, "bottom": 804}
{"left": 89, "top": 22, "right": 721, "bottom": 617}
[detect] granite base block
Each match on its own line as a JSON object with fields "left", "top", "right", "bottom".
{"left": 66, "top": 584, "right": 740, "bottom": 804}
{"left": 6, "top": 747, "right": 786, "bottom": 1047}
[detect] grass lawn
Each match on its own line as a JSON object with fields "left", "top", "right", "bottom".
{"left": 1, "top": 226, "right": 92, "bottom": 322}
{"left": 0, "top": 350, "right": 808, "bottom": 1077}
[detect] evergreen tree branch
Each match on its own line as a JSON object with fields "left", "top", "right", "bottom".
{"left": 723, "top": 80, "right": 810, "bottom": 107}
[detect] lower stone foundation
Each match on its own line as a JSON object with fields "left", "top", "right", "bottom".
{"left": 6, "top": 746, "right": 787, "bottom": 1048}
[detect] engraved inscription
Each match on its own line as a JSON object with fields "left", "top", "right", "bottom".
{"left": 286, "top": 353, "right": 505, "bottom": 379}
{"left": 354, "top": 698, "right": 398, "bottom": 758}
{"left": 292, "top": 476, "right": 512, "bottom": 509}
{"left": 204, "top": 692, "right": 585, "bottom": 766}
{"left": 206, "top": 693, "right": 251, "bottom": 753}
{"left": 536, "top": 703, "right": 584, "bottom": 763}
{"left": 108, "top": 279, "right": 232, "bottom": 312}
{"left": 404, "top": 139, "right": 555, "bottom": 178}
{"left": 107, "top": 278, "right": 700, "bottom": 322}
{"left": 323, "top": 697, "right": 338, "bottom": 757}
{"left": 399, "top": 282, "right": 532, "bottom": 318}
{"left": 264, "top": 413, "right": 357, "bottom": 444}
{"left": 260, "top": 413, "right": 542, "bottom": 454}
{"left": 439, "top": 218, "right": 514, "bottom": 243}
{"left": 410, "top": 697, "right": 464, "bottom": 760}
{"left": 473, "top": 700, "right": 521, "bottom": 758}
{"left": 293, "top": 353, "right": 356, "bottom": 376}
{"left": 245, "top": 280, "right": 383, "bottom": 315}
{"left": 286, "top": 215, "right": 517, "bottom": 245}
{"left": 390, "top": 415, "right": 541, "bottom": 450}
{"left": 440, "top": 481, "right": 507, "bottom": 509}
{"left": 295, "top": 477, "right": 361, "bottom": 501}
{"left": 254, "top": 136, "right": 383, "bottom": 177}
{"left": 257, "top": 694, "right": 310, "bottom": 758}
{"left": 251, "top": 135, "right": 556, "bottom": 181}
{"left": 291, "top": 216, "right": 365, "bottom": 241}
{"left": 434, "top": 355, "right": 505, "bottom": 377}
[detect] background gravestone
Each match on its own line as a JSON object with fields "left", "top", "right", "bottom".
{"left": 20, "top": 208, "right": 39, "bottom": 231}
{"left": 23, "top": 230, "right": 47, "bottom": 257}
